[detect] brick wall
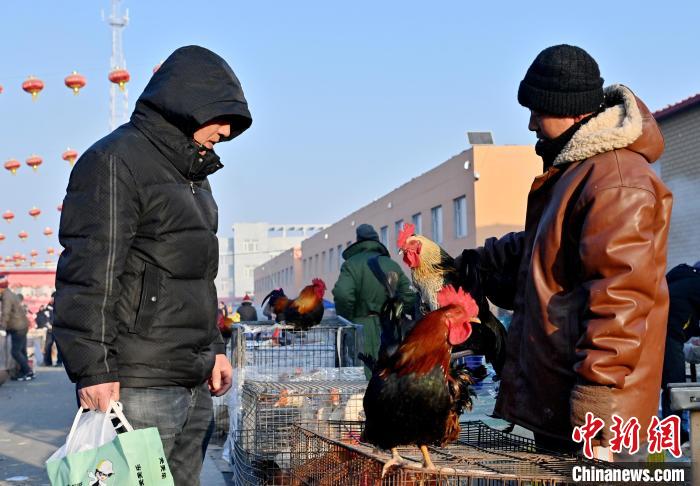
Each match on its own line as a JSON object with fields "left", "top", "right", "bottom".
{"left": 658, "top": 105, "right": 700, "bottom": 268}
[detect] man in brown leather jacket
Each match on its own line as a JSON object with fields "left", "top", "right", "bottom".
{"left": 459, "top": 45, "right": 673, "bottom": 455}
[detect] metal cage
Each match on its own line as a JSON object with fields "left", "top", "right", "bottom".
{"left": 288, "top": 421, "right": 617, "bottom": 485}
{"left": 231, "top": 381, "right": 367, "bottom": 485}
{"left": 230, "top": 317, "right": 364, "bottom": 378}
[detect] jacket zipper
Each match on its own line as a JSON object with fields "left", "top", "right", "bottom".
{"left": 189, "top": 181, "right": 195, "bottom": 195}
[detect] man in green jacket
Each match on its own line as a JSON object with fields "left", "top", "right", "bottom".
{"left": 332, "top": 224, "right": 416, "bottom": 378}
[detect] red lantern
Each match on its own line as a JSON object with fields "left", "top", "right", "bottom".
{"left": 22, "top": 76, "right": 44, "bottom": 100}
{"left": 108, "top": 69, "right": 130, "bottom": 91}
{"left": 57, "top": 203, "right": 63, "bottom": 212}
{"left": 13, "top": 252, "right": 21, "bottom": 261}
{"left": 30, "top": 260, "right": 37, "bottom": 267}
{"left": 14, "top": 261, "right": 21, "bottom": 267}
{"left": 18, "top": 231, "right": 28, "bottom": 241}
{"left": 64, "top": 71, "right": 86, "bottom": 95}
{"left": 47, "top": 247, "right": 55, "bottom": 255}
{"left": 43, "top": 227, "right": 53, "bottom": 237}
{"left": 45, "top": 259, "right": 53, "bottom": 268}
{"left": 30, "top": 250, "right": 38, "bottom": 258}
{"left": 0, "top": 85, "right": 3, "bottom": 94}
{"left": 3, "top": 211, "right": 14, "bottom": 223}
{"left": 28, "top": 207, "right": 41, "bottom": 219}
{"left": 0, "top": 234, "right": 4, "bottom": 242}
{"left": 26, "top": 155, "right": 43, "bottom": 171}
{"left": 62, "top": 148, "right": 78, "bottom": 166}
{"left": 4, "top": 159, "right": 20, "bottom": 175}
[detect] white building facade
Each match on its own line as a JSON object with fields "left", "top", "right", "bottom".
{"left": 230, "top": 223, "right": 328, "bottom": 299}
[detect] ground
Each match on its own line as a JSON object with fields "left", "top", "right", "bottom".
{"left": 0, "top": 366, "right": 230, "bottom": 486}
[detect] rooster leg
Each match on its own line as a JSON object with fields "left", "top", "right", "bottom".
{"left": 419, "top": 445, "right": 436, "bottom": 470}
{"left": 381, "top": 448, "right": 406, "bottom": 477}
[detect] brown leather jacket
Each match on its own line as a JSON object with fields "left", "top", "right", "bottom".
{"left": 480, "top": 85, "right": 673, "bottom": 442}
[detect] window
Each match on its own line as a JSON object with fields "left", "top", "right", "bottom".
{"left": 394, "top": 219, "right": 403, "bottom": 250}
{"left": 322, "top": 251, "right": 327, "bottom": 273}
{"left": 337, "top": 244, "right": 343, "bottom": 267}
{"left": 412, "top": 213, "right": 422, "bottom": 235}
{"left": 329, "top": 248, "right": 335, "bottom": 272}
{"left": 244, "top": 239, "right": 259, "bottom": 253}
{"left": 268, "top": 227, "right": 284, "bottom": 238}
{"left": 453, "top": 196, "right": 468, "bottom": 238}
{"left": 431, "top": 206, "right": 443, "bottom": 244}
{"left": 314, "top": 254, "right": 319, "bottom": 275}
{"left": 380, "top": 226, "right": 388, "bottom": 246}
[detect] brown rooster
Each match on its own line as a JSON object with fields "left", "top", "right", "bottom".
{"left": 397, "top": 223, "right": 507, "bottom": 375}
{"left": 261, "top": 278, "right": 326, "bottom": 330}
{"left": 361, "top": 284, "right": 481, "bottom": 475}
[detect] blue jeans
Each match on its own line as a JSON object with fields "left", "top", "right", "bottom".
{"left": 8, "top": 330, "right": 31, "bottom": 376}
{"left": 119, "top": 383, "right": 214, "bottom": 486}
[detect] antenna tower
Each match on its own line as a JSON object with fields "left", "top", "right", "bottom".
{"left": 107, "top": 0, "right": 129, "bottom": 131}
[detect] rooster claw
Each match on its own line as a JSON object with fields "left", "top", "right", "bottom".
{"left": 381, "top": 448, "right": 407, "bottom": 478}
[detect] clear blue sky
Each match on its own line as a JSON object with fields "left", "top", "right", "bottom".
{"left": 1, "top": 0, "right": 699, "bottom": 261}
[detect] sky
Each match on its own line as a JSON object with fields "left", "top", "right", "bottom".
{"left": 1, "top": 0, "right": 699, "bottom": 262}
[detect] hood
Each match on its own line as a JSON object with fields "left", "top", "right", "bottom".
{"left": 342, "top": 239, "right": 390, "bottom": 260}
{"left": 554, "top": 84, "right": 664, "bottom": 166}
{"left": 130, "top": 45, "right": 252, "bottom": 180}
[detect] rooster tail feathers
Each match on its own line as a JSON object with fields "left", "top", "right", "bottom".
{"left": 450, "top": 364, "right": 479, "bottom": 414}
{"left": 358, "top": 352, "right": 376, "bottom": 371}
{"left": 262, "top": 288, "right": 284, "bottom": 307}
{"left": 385, "top": 271, "right": 399, "bottom": 299}
{"left": 397, "top": 222, "right": 416, "bottom": 249}
{"left": 437, "top": 285, "right": 479, "bottom": 318}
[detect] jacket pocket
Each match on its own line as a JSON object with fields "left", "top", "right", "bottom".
{"left": 130, "top": 262, "right": 160, "bottom": 334}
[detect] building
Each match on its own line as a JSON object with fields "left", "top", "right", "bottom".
{"left": 214, "top": 236, "right": 235, "bottom": 301}
{"left": 654, "top": 94, "right": 700, "bottom": 268}
{"left": 230, "top": 223, "right": 327, "bottom": 299}
{"left": 254, "top": 141, "right": 541, "bottom": 299}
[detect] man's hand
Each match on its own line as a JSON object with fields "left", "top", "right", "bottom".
{"left": 208, "top": 354, "right": 233, "bottom": 397}
{"left": 78, "top": 381, "right": 120, "bottom": 412}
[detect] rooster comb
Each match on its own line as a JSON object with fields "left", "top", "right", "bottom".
{"left": 312, "top": 278, "right": 326, "bottom": 289}
{"left": 437, "top": 285, "right": 479, "bottom": 318}
{"left": 397, "top": 223, "right": 416, "bottom": 249}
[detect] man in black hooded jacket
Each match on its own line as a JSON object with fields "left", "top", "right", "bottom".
{"left": 54, "top": 45, "right": 252, "bottom": 484}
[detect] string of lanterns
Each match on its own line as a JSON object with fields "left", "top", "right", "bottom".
{"left": 3, "top": 69, "right": 131, "bottom": 100}
{"left": 0, "top": 62, "right": 165, "bottom": 268}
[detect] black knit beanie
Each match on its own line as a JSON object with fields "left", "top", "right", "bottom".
{"left": 518, "top": 44, "right": 604, "bottom": 116}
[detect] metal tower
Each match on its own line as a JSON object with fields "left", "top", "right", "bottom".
{"left": 106, "top": 0, "right": 129, "bottom": 131}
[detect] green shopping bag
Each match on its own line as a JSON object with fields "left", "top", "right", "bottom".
{"left": 47, "top": 401, "right": 174, "bottom": 486}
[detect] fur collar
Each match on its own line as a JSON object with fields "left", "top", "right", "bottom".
{"left": 554, "top": 84, "right": 642, "bottom": 166}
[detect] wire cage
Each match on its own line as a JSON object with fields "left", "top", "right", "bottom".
{"left": 289, "top": 421, "right": 616, "bottom": 485}
{"left": 232, "top": 380, "right": 368, "bottom": 485}
{"left": 230, "top": 316, "right": 364, "bottom": 378}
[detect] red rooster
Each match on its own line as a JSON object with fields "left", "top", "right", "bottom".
{"left": 261, "top": 278, "right": 327, "bottom": 330}
{"left": 361, "top": 284, "right": 480, "bottom": 475}
{"left": 397, "top": 222, "right": 507, "bottom": 375}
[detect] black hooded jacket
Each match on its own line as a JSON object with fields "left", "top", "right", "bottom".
{"left": 54, "top": 46, "right": 252, "bottom": 389}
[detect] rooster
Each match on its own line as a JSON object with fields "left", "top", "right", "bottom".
{"left": 361, "top": 284, "right": 481, "bottom": 475}
{"left": 397, "top": 223, "right": 507, "bottom": 375}
{"left": 261, "top": 278, "right": 326, "bottom": 330}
